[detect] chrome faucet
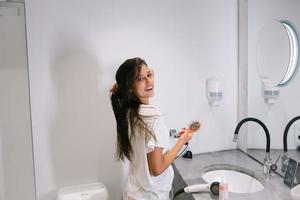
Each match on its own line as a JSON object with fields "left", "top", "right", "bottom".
{"left": 233, "top": 117, "right": 272, "bottom": 178}
{"left": 282, "top": 116, "right": 300, "bottom": 173}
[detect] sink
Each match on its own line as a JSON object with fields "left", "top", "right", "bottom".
{"left": 201, "top": 164, "right": 265, "bottom": 194}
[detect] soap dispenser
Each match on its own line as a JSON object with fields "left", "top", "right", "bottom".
{"left": 206, "top": 78, "right": 223, "bottom": 107}
{"left": 261, "top": 77, "right": 280, "bottom": 104}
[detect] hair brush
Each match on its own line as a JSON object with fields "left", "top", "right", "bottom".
{"left": 178, "top": 121, "right": 201, "bottom": 137}
{"left": 188, "top": 121, "right": 201, "bottom": 133}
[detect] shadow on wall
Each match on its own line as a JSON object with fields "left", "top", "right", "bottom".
{"left": 43, "top": 38, "right": 123, "bottom": 200}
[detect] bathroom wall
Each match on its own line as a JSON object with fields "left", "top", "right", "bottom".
{"left": 25, "top": 0, "right": 238, "bottom": 199}
{"left": 0, "top": 3, "right": 36, "bottom": 200}
{"left": 248, "top": 0, "right": 300, "bottom": 149}
{"left": 0, "top": 135, "right": 5, "bottom": 200}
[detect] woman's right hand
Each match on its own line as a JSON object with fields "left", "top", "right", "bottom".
{"left": 178, "top": 128, "right": 193, "bottom": 145}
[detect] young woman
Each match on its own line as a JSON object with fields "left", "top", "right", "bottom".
{"left": 110, "top": 57, "right": 195, "bottom": 200}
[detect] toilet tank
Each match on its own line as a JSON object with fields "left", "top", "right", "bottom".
{"left": 57, "top": 182, "right": 109, "bottom": 200}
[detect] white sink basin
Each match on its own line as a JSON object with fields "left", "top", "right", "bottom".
{"left": 201, "top": 165, "right": 264, "bottom": 194}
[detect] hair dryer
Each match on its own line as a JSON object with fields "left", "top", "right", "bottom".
{"left": 173, "top": 182, "right": 219, "bottom": 199}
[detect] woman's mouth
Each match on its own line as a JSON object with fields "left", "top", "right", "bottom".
{"left": 145, "top": 86, "right": 153, "bottom": 91}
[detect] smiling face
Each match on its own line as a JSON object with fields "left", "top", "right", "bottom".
{"left": 133, "top": 64, "right": 155, "bottom": 104}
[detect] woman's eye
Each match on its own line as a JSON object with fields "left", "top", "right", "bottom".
{"left": 147, "top": 73, "right": 152, "bottom": 78}
{"left": 137, "top": 76, "right": 145, "bottom": 82}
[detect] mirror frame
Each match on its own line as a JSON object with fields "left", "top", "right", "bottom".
{"left": 277, "top": 20, "right": 300, "bottom": 87}
{"left": 265, "top": 20, "right": 300, "bottom": 87}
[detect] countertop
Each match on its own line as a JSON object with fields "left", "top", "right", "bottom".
{"left": 172, "top": 149, "right": 294, "bottom": 200}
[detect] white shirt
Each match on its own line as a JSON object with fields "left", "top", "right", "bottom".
{"left": 124, "top": 104, "right": 174, "bottom": 200}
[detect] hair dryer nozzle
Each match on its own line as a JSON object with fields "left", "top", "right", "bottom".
{"left": 210, "top": 182, "right": 220, "bottom": 195}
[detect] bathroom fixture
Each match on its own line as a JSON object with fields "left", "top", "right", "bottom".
{"left": 277, "top": 20, "right": 300, "bottom": 87}
{"left": 257, "top": 20, "right": 300, "bottom": 87}
{"left": 206, "top": 78, "right": 223, "bottom": 107}
{"left": 201, "top": 164, "right": 265, "bottom": 194}
{"left": 233, "top": 117, "right": 274, "bottom": 178}
{"left": 173, "top": 182, "right": 219, "bottom": 200}
{"left": 202, "top": 170, "right": 263, "bottom": 193}
{"left": 261, "top": 77, "right": 280, "bottom": 104}
{"left": 57, "top": 182, "right": 109, "bottom": 200}
{"left": 169, "top": 129, "right": 177, "bottom": 138}
{"left": 281, "top": 116, "right": 300, "bottom": 173}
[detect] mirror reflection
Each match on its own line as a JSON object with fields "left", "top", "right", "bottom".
{"left": 0, "top": 2, "right": 36, "bottom": 200}
{"left": 247, "top": 0, "right": 300, "bottom": 179}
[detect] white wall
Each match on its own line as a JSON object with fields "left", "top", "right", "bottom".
{"left": 0, "top": 133, "right": 5, "bottom": 200}
{"left": 25, "top": 0, "right": 238, "bottom": 199}
{"left": 248, "top": 0, "right": 300, "bottom": 149}
{"left": 0, "top": 3, "right": 35, "bottom": 200}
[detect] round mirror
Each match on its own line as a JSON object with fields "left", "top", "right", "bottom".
{"left": 257, "top": 20, "right": 300, "bottom": 87}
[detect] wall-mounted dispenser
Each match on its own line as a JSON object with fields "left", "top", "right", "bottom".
{"left": 206, "top": 78, "right": 223, "bottom": 107}
{"left": 261, "top": 77, "right": 280, "bottom": 104}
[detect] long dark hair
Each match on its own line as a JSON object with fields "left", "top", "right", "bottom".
{"left": 110, "top": 57, "right": 155, "bottom": 161}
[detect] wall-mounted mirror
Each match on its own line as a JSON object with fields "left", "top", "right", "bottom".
{"left": 0, "top": 2, "right": 36, "bottom": 200}
{"left": 257, "top": 20, "right": 300, "bottom": 88}
{"left": 247, "top": 0, "right": 300, "bottom": 178}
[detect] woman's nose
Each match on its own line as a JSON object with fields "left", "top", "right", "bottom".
{"left": 145, "top": 76, "right": 152, "bottom": 82}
